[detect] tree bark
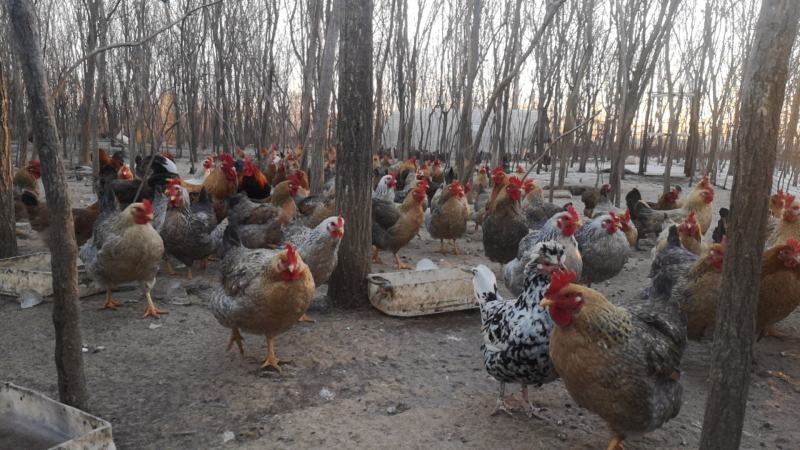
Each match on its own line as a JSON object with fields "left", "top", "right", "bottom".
{"left": 7, "top": 0, "right": 89, "bottom": 410}
{"left": 699, "top": 1, "right": 800, "bottom": 448}
{"left": 456, "top": 0, "right": 482, "bottom": 178}
{"left": 0, "top": 62, "right": 17, "bottom": 258}
{"left": 328, "top": 0, "right": 373, "bottom": 308}
{"left": 299, "top": 0, "right": 322, "bottom": 145}
{"left": 308, "top": 3, "right": 339, "bottom": 193}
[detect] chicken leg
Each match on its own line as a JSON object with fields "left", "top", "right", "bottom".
{"left": 226, "top": 328, "right": 245, "bottom": 356}
{"left": 517, "top": 384, "right": 548, "bottom": 420}
{"left": 371, "top": 246, "right": 385, "bottom": 264}
{"left": 490, "top": 382, "right": 513, "bottom": 416}
{"left": 606, "top": 435, "right": 625, "bottom": 450}
{"left": 261, "top": 336, "right": 284, "bottom": 372}
{"left": 393, "top": 253, "right": 412, "bottom": 270}
{"left": 439, "top": 239, "right": 448, "bottom": 254}
{"left": 142, "top": 289, "right": 168, "bottom": 318}
{"left": 100, "top": 288, "right": 122, "bottom": 310}
{"left": 452, "top": 240, "right": 460, "bottom": 255}
{"left": 164, "top": 258, "right": 177, "bottom": 276}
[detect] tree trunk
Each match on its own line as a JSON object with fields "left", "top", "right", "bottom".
{"left": 0, "top": 62, "right": 17, "bottom": 258}
{"left": 308, "top": 4, "right": 340, "bottom": 193}
{"left": 7, "top": 0, "right": 89, "bottom": 410}
{"left": 328, "top": 0, "right": 373, "bottom": 307}
{"left": 456, "top": 0, "right": 482, "bottom": 178}
{"left": 78, "top": 0, "right": 100, "bottom": 166}
{"left": 299, "top": 0, "right": 322, "bottom": 145}
{"left": 699, "top": 1, "right": 800, "bottom": 448}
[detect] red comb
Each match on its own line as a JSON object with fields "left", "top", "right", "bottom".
{"left": 609, "top": 211, "right": 619, "bottom": 222}
{"left": 786, "top": 239, "right": 800, "bottom": 252}
{"left": 492, "top": 166, "right": 504, "bottom": 175}
{"left": 567, "top": 205, "right": 579, "bottom": 221}
{"left": 545, "top": 270, "right": 577, "bottom": 298}
{"left": 507, "top": 176, "right": 523, "bottom": 188}
{"left": 623, "top": 209, "right": 631, "bottom": 221}
{"left": 142, "top": 199, "right": 153, "bottom": 215}
{"left": 786, "top": 195, "right": 796, "bottom": 206}
{"left": 687, "top": 211, "right": 697, "bottom": 222}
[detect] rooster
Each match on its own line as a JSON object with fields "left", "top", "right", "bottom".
{"left": 627, "top": 177, "right": 715, "bottom": 236}
{"left": 757, "top": 239, "right": 800, "bottom": 338}
{"left": 472, "top": 241, "right": 566, "bottom": 417}
{"left": 482, "top": 177, "right": 528, "bottom": 264}
{"left": 181, "top": 156, "right": 215, "bottom": 193}
{"left": 239, "top": 158, "right": 271, "bottom": 200}
{"left": 20, "top": 191, "right": 99, "bottom": 247}
{"left": 542, "top": 270, "right": 686, "bottom": 450}
{"left": 209, "top": 234, "right": 314, "bottom": 371}
{"left": 618, "top": 209, "right": 638, "bottom": 248}
{"left": 655, "top": 186, "right": 682, "bottom": 210}
{"left": 574, "top": 212, "right": 629, "bottom": 285}
{"left": 372, "top": 181, "right": 428, "bottom": 269}
{"left": 504, "top": 206, "right": 583, "bottom": 296}
{"left": 425, "top": 180, "right": 469, "bottom": 255}
{"left": 79, "top": 188, "right": 166, "bottom": 318}
{"left": 766, "top": 195, "right": 799, "bottom": 247}
{"left": 473, "top": 167, "right": 507, "bottom": 230}
{"left": 13, "top": 160, "right": 41, "bottom": 195}
{"left": 160, "top": 182, "right": 218, "bottom": 278}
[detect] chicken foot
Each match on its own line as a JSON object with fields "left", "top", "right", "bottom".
{"left": 451, "top": 240, "right": 460, "bottom": 255}
{"left": 164, "top": 259, "right": 177, "bottom": 276}
{"left": 393, "top": 253, "right": 412, "bottom": 270}
{"left": 226, "top": 328, "right": 245, "bottom": 356}
{"left": 517, "top": 384, "right": 549, "bottom": 421}
{"left": 99, "top": 288, "right": 122, "bottom": 310}
{"left": 142, "top": 290, "right": 168, "bottom": 318}
{"left": 490, "top": 382, "right": 514, "bottom": 417}
{"left": 606, "top": 435, "right": 625, "bottom": 450}
{"left": 763, "top": 326, "right": 791, "bottom": 340}
{"left": 261, "top": 337, "right": 289, "bottom": 372}
{"left": 439, "top": 239, "right": 448, "bottom": 254}
{"left": 371, "top": 246, "right": 385, "bottom": 264}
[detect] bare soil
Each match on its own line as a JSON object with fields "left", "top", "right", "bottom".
{"left": 2, "top": 166, "right": 799, "bottom": 450}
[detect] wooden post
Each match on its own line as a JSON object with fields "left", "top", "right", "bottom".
{"left": 0, "top": 62, "right": 17, "bottom": 258}
{"left": 327, "top": 0, "right": 373, "bottom": 307}
{"left": 699, "top": 1, "right": 800, "bottom": 448}
{"left": 7, "top": 0, "right": 89, "bottom": 410}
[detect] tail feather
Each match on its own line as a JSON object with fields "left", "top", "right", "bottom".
{"left": 666, "top": 225, "right": 681, "bottom": 248}
{"left": 222, "top": 222, "right": 242, "bottom": 255}
{"left": 472, "top": 264, "right": 502, "bottom": 305}
{"left": 99, "top": 181, "right": 119, "bottom": 213}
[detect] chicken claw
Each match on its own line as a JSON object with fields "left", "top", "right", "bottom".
{"left": 227, "top": 328, "right": 245, "bottom": 356}
{"left": 393, "top": 254, "right": 412, "bottom": 270}
{"left": 100, "top": 289, "right": 122, "bottom": 310}
{"left": 452, "top": 240, "right": 460, "bottom": 255}
{"left": 606, "top": 436, "right": 625, "bottom": 450}
{"left": 371, "top": 246, "right": 384, "bottom": 264}
{"left": 142, "top": 292, "right": 168, "bottom": 318}
{"left": 439, "top": 240, "right": 449, "bottom": 255}
{"left": 298, "top": 314, "right": 316, "bottom": 323}
{"left": 261, "top": 337, "right": 285, "bottom": 372}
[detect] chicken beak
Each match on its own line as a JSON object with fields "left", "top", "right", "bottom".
{"left": 539, "top": 298, "right": 554, "bottom": 308}
{"left": 147, "top": 213, "right": 154, "bottom": 221}
{"left": 287, "top": 264, "right": 296, "bottom": 273}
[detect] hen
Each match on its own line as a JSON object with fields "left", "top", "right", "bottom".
{"left": 482, "top": 177, "right": 528, "bottom": 264}
{"left": 757, "top": 239, "right": 800, "bottom": 338}
{"left": 618, "top": 209, "right": 638, "bottom": 248}
{"left": 79, "top": 188, "right": 166, "bottom": 318}
{"left": 14, "top": 160, "right": 42, "bottom": 195}
{"left": 160, "top": 182, "right": 218, "bottom": 278}
{"left": 425, "top": 180, "right": 469, "bottom": 255}
{"left": 473, "top": 167, "right": 507, "bottom": 230}
{"left": 628, "top": 178, "right": 715, "bottom": 236}
{"left": 20, "top": 191, "right": 99, "bottom": 247}
{"left": 472, "top": 241, "right": 565, "bottom": 417}
{"left": 654, "top": 211, "right": 703, "bottom": 256}
{"left": 203, "top": 153, "right": 239, "bottom": 221}
{"left": 504, "top": 206, "right": 582, "bottom": 296}
{"left": 209, "top": 232, "right": 315, "bottom": 371}
{"left": 372, "top": 181, "right": 428, "bottom": 269}
{"left": 373, "top": 174, "right": 397, "bottom": 203}
{"left": 765, "top": 195, "right": 799, "bottom": 247}
{"left": 279, "top": 216, "right": 345, "bottom": 286}
{"left": 521, "top": 179, "right": 563, "bottom": 229}
{"left": 542, "top": 270, "right": 686, "bottom": 450}
{"left": 226, "top": 194, "right": 285, "bottom": 249}
{"left": 676, "top": 242, "right": 725, "bottom": 340}
{"left": 574, "top": 212, "right": 629, "bottom": 285}
{"left": 645, "top": 226, "right": 698, "bottom": 302}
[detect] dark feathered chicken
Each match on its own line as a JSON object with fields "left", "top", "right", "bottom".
{"left": 160, "top": 182, "right": 218, "bottom": 278}
{"left": 482, "top": 177, "right": 528, "bottom": 264}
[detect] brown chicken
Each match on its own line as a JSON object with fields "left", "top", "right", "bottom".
{"left": 766, "top": 195, "right": 800, "bottom": 247}
{"left": 79, "top": 189, "right": 166, "bottom": 318}
{"left": 426, "top": 180, "right": 469, "bottom": 254}
{"left": 238, "top": 158, "right": 271, "bottom": 200}
{"left": 677, "top": 242, "right": 725, "bottom": 340}
{"left": 542, "top": 270, "right": 686, "bottom": 450}
{"left": 21, "top": 191, "right": 99, "bottom": 247}
{"left": 654, "top": 212, "right": 703, "bottom": 256}
{"left": 269, "top": 176, "right": 301, "bottom": 224}
{"left": 372, "top": 181, "right": 428, "bottom": 269}
{"left": 430, "top": 159, "right": 444, "bottom": 184}
{"left": 757, "top": 239, "right": 800, "bottom": 338}
{"left": 210, "top": 235, "right": 315, "bottom": 371}
{"left": 482, "top": 177, "right": 528, "bottom": 264}
{"left": 769, "top": 190, "right": 788, "bottom": 218}
{"left": 203, "top": 153, "right": 238, "bottom": 221}
{"left": 630, "top": 179, "right": 715, "bottom": 236}
{"left": 618, "top": 209, "right": 638, "bottom": 248}
{"left": 13, "top": 160, "right": 41, "bottom": 195}
{"left": 474, "top": 167, "right": 507, "bottom": 230}
{"left": 655, "top": 186, "right": 682, "bottom": 210}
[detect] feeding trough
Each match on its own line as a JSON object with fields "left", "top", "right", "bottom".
{"left": 367, "top": 267, "right": 476, "bottom": 317}
{"left": 0, "top": 382, "right": 115, "bottom": 449}
{"left": 0, "top": 253, "right": 103, "bottom": 298}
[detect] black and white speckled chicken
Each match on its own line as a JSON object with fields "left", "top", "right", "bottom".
{"left": 472, "top": 241, "right": 566, "bottom": 417}
{"left": 503, "top": 206, "right": 583, "bottom": 296}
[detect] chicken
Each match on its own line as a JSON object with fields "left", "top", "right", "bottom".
{"left": 98, "top": 149, "right": 124, "bottom": 181}
{"left": 203, "top": 153, "right": 239, "bottom": 221}
{"left": 182, "top": 156, "right": 215, "bottom": 191}
{"left": 482, "top": 177, "right": 529, "bottom": 264}
{"left": 13, "top": 160, "right": 41, "bottom": 195}
{"left": 756, "top": 239, "right": 800, "bottom": 338}
{"left": 106, "top": 155, "right": 179, "bottom": 206}
{"left": 618, "top": 209, "right": 638, "bottom": 248}
{"left": 646, "top": 225, "right": 698, "bottom": 302}
{"left": 769, "top": 190, "right": 788, "bottom": 218}
{"left": 469, "top": 166, "right": 490, "bottom": 204}
{"left": 677, "top": 242, "right": 725, "bottom": 340}
{"left": 226, "top": 194, "right": 285, "bottom": 249}
{"left": 134, "top": 152, "right": 179, "bottom": 180}
{"left": 504, "top": 206, "right": 583, "bottom": 296}
{"left": 628, "top": 179, "right": 715, "bottom": 236}
{"left": 425, "top": 180, "right": 469, "bottom": 255}
{"left": 521, "top": 179, "right": 563, "bottom": 229}
{"left": 20, "top": 191, "right": 99, "bottom": 247}
{"left": 373, "top": 174, "right": 397, "bottom": 203}
{"left": 209, "top": 232, "right": 315, "bottom": 371}
{"left": 654, "top": 211, "right": 703, "bottom": 256}
{"left": 655, "top": 186, "right": 682, "bottom": 210}
{"left": 574, "top": 212, "right": 629, "bottom": 285}
{"left": 268, "top": 176, "right": 301, "bottom": 224}
{"left": 766, "top": 195, "right": 800, "bottom": 247}
{"left": 239, "top": 158, "right": 271, "bottom": 200}
{"left": 303, "top": 187, "right": 337, "bottom": 228}
{"left": 541, "top": 270, "right": 686, "bottom": 450}
{"left": 580, "top": 184, "right": 611, "bottom": 218}
{"left": 473, "top": 167, "right": 507, "bottom": 230}
{"left": 279, "top": 216, "right": 345, "bottom": 286}
{"left": 711, "top": 207, "right": 729, "bottom": 244}
{"left": 472, "top": 241, "right": 566, "bottom": 417}
{"left": 372, "top": 181, "right": 428, "bottom": 269}
{"left": 79, "top": 188, "right": 166, "bottom": 318}
{"left": 160, "top": 182, "right": 218, "bottom": 278}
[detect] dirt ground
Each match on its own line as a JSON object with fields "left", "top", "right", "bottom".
{"left": 2, "top": 163, "right": 800, "bottom": 449}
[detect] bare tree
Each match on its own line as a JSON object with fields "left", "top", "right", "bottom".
{"left": 0, "top": 61, "right": 16, "bottom": 258}
{"left": 7, "top": 0, "right": 89, "bottom": 410}
{"left": 328, "top": 0, "right": 373, "bottom": 307}
{"left": 699, "top": 1, "right": 800, "bottom": 448}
